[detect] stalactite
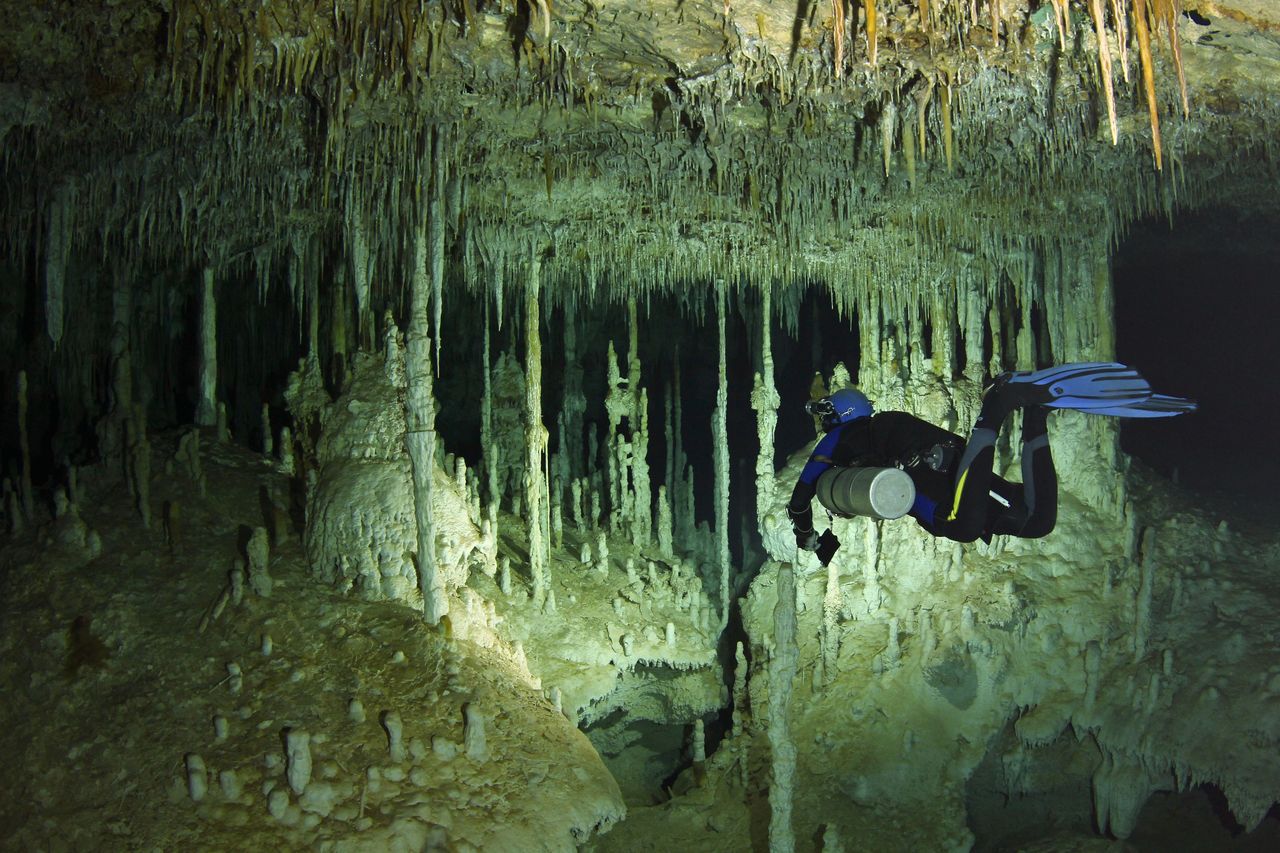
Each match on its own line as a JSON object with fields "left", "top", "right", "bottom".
{"left": 881, "top": 100, "right": 896, "bottom": 178}
{"left": 732, "top": 641, "right": 748, "bottom": 738}
{"left": 903, "top": 109, "right": 917, "bottom": 190}
{"left": 405, "top": 214, "right": 446, "bottom": 626}
{"left": 832, "top": 0, "right": 846, "bottom": 79}
{"left": 751, "top": 282, "right": 780, "bottom": 532}
{"left": 524, "top": 249, "right": 548, "bottom": 607}
{"left": 1134, "top": 0, "right": 1164, "bottom": 170}
{"left": 1090, "top": 0, "right": 1119, "bottom": 146}
{"left": 942, "top": 79, "right": 954, "bottom": 174}
{"left": 196, "top": 267, "right": 218, "bottom": 427}
{"left": 431, "top": 128, "right": 446, "bottom": 372}
{"left": 44, "top": 183, "right": 74, "bottom": 350}
{"left": 345, "top": 187, "right": 373, "bottom": 348}
{"left": 713, "top": 282, "right": 731, "bottom": 630}
{"left": 304, "top": 237, "right": 321, "bottom": 367}
{"left": 1110, "top": 0, "right": 1131, "bottom": 82}
{"left": 865, "top": 0, "right": 878, "bottom": 68}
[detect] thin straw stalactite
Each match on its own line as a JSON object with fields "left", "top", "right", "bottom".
{"left": 1110, "top": 0, "right": 1131, "bottom": 82}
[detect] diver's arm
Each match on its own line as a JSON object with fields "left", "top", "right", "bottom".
{"left": 787, "top": 477, "right": 818, "bottom": 540}
{"left": 788, "top": 433, "right": 840, "bottom": 547}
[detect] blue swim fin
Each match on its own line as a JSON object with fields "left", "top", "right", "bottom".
{"left": 996, "top": 362, "right": 1153, "bottom": 410}
{"left": 1081, "top": 394, "right": 1199, "bottom": 418}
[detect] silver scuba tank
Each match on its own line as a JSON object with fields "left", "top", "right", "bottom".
{"left": 815, "top": 466, "right": 916, "bottom": 520}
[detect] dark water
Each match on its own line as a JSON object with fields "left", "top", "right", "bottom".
{"left": 1114, "top": 206, "right": 1280, "bottom": 515}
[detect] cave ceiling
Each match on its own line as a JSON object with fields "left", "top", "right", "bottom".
{"left": 2, "top": 1, "right": 1279, "bottom": 301}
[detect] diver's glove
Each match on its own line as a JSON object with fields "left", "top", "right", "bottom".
{"left": 795, "top": 528, "right": 819, "bottom": 552}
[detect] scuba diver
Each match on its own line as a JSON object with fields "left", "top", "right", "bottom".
{"left": 787, "top": 363, "right": 1196, "bottom": 563}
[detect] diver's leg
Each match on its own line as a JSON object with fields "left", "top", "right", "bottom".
{"left": 937, "top": 387, "right": 1019, "bottom": 542}
{"left": 1016, "top": 405, "right": 1057, "bottom": 537}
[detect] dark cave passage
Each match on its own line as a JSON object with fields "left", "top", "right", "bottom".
{"left": 1114, "top": 206, "right": 1280, "bottom": 504}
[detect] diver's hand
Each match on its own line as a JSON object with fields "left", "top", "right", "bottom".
{"left": 795, "top": 529, "right": 819, "bottom": 552}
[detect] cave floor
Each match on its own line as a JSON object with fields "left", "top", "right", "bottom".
{"left": 2, "top": 429, "right": 1278, "bottom": 851}
{"left": 0, "top": 431, "right": 621, "bottom": 851}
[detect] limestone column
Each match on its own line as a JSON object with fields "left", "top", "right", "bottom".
{"left": 195, "top": 267, "right": 217, "bottom": 427}
{"left": 713, "top": 281, "right": 730, "bottom": 629}
{"left": 404, "top": 158, "right": 446, "bottom": 625}
{"left": 481, "top": 294, "right": 498, "bottom": 516}
{"left": 769, "top": 560, "right": 799, "bottom": 853}
{"left": 524, "top": 250, "right": 548, "bottom": 607}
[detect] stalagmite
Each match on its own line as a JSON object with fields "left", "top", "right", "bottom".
{"left": 127, "top": 411, "right": 151, "bottom": 528}
{"left": 821, "top": 559, "right": 842, "bottom": 685}
{"left": 196, "top": 267, "right": 218, "bottom": 427}
{"left": 185, "top": 754, "right": 208, "bottom": 802}
{"left": 524, "top": 250, "right": 548, "bottom": 607}
{"left": 260, "top": 404, "right": 273, "bottom": 455}
{"left": 885, "top": 617, "right": 901, "bottom": 668}
{"left": 405, "top": 210, "right": 447, "bottom": 625}
{"left": 732, "top": 641, "right": 748, "bottom": 738}
{"left": 17, "top": 372, "right": 33, "bottom": 522}
{"left": 769, "top": 561, "right": 799, "bottom": 853}
{"left": 219, "top": 770, "right": 241, "bottom": 801}
{"left": 464, "top": 704, "right": 489, "bottom": 762}
{"left": 382, "top": 711, "right": 406, "bottom": 763}
{"left": 657, "top": 485, "right": 673, "bottom": 556}
{"left": 247, "top": 526, "right": 272, "bottom": 598}
{"left": 226, "top": 662, "right": 243, "bottom": 696}
{"left": 278, "top": 426, "right": 294, "bottom": 475}
{"left": 285, "top": 729, "right": 312, "bottom": 795}
{"left": 713, "top": 282, "right": 731, "bottom": 630}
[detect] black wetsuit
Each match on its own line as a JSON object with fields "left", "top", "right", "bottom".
{"left": 787, "top": 396, "right": 1058, "bottom": 544}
